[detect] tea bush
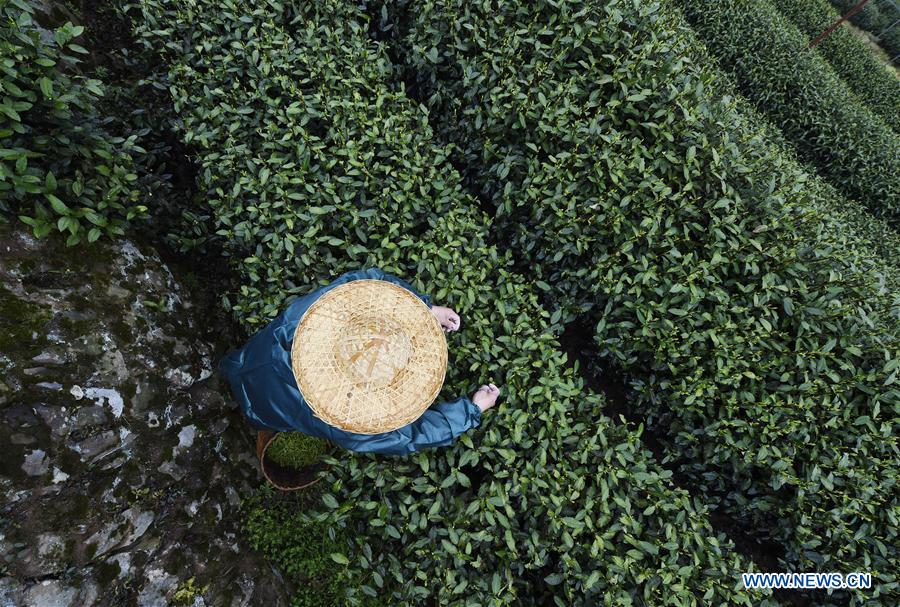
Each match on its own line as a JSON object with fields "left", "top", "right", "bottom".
{"left": 677, "top": 0, "right": 900, "bottom": 226}
{"left": 386, "top": 0, "right": 899, "bottom": 598}
{"left": 715, "top": 76, "right": 900, "bottom": 287}
{"left": 96, "top": 0, "right": 211, "bottom": 253}
{"left": 131, "top": 0, "right": 464, "bottom": 324}
{"left": 244, "top": 488, "right": 378, "bottom": 607}
{"left": 132, "top": 1, "right": 776, "bottom": 604}
{"left": 321, "top": 209, "right": 771, "bottom": 605}
{"left": 830, "top": 0, "right": 900, "bottom": 60}
{"left": 0, "top": 0, "right": 146, "bottom": 244}
{"left": 772, "top": 0, "right": 900, "bottom": 130}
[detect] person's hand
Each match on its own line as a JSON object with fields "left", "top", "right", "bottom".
{"left": 472, "top": 384, "right": 500, "bottom": 413}
{"left": 432, "top": 305, "right": 461, "bottom": 332}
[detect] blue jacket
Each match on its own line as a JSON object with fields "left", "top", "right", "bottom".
{"left": 218, "top": 268, "right": 482, "bottom": 455}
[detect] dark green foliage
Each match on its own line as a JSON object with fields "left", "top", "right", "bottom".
{"left": 320, "top": 209, "right": 769, "bottom": 606}
{"left": 244, "top": 488, "right": 374, "bottom": 607}
{"left": 831, "top": 0, "right": 900, "bottom": 60}
{"left": 96, "top": 0, "right": 211, "bottom": 252}
{"left": 678, "top": 0, "right": 900, "bottom": 226}
{"left": 773, "top": 0, "right": 900, "bottom": 130}
{"left": 387, "top": 0, "right": 899, "bottom": 600}
{"left": 266, "top": 433, "right": 326, "bottom": 469}
{"left": 132, "top": 1, "right": 775, "bottom": 605}
{"left": 0, "top": 0, "right": 146, "bottom": 244}
{"left": 132, "top": 0, "right": 461, "bottom": 324}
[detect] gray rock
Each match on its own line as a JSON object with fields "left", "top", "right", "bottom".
{"left": 14, "top": 534, "right": 69, "bottom": 578}
{"left": 165, "top": 367, "right": 195, "bottom": 389}
{"left": 131, "top": 381, "right": 159, "bottom": 415}
{"left": 0, "top": 224, "right": 291, "bottom": 606}
{"left": 82, "top": 387, "right": 124, "bottom": 419}
{"left": 72, "top": 430, "right": 118, "bottom": 461}
{"left": 106, "top": 553, "right": 132, "bottom": 580}
{"left": 31, "top": 351, "right": 65, "bottom": 366}
{"left": 23, "top": 580, "right": 77, "bottom": 607}
{"left": 106, "top": 284, "right": 132, "bottom": 300}
{"left": 10, "top": 433, "right": 35, "bottom": 446}
{"left": 21, "top": 450, "right": 49, "bottom": 477}
{"left": 100, "top": 456, "right": 127, "bottom": 471}
{"left": 137, "top": 567, "right": 177, "bottom": 607}
{"left": 76, "top": 581, "right": 99, "bottom": 606}
{"left": 229, "top": 575, "right": 256, "bottom": 607}
{"left": 34, "top": 382, "right": 62, "bottom": 391}
{"left": 157, "top": 459, "right": 184, "bottom": 481}
{"left": 96, "top": 349, "right": 128, "bottom": 384}
{"left": 175, "top": 425, "right": 197, "bottom": 453}
{"left": 72, "top": 406, "right": 108, "bottom": 430}
{"left": 126, "top": 509, "right": 156, "bottom": 546}
{"left": 0, "top": 577, "right": 24, "bottom": 607}
{"left": 85, "top": 507, "right": 155, "bottom": 560}
{"left": 34, "top": 405, "right": 70, "bottom": 437}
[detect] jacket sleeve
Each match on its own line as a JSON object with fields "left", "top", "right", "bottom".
{"left": 328, "top": 267, "right": 432, "bottom": 308}
{"left": 337, "top": 397, "right": 482, "bottom": 455}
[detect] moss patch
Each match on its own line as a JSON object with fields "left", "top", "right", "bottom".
{"left": 0, "top": 287, "right": 51, "bottom": 356}
{"left": 265, "top": 433, "right": 325, "bottom": 470}
{"left": 172, "top": 576, "right": 209, "bottom": 606}
{"left": 93, "top": 558, "right": 122, "bottom": 587}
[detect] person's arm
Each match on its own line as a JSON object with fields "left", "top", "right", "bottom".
{"left": 338, "top": 397, "right": 481, "bottom": 455}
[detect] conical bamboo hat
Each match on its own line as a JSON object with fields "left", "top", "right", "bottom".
{"left": 290, "top": 280, "right": 447, "bottom": 434}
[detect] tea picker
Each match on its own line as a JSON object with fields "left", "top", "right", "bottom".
{"left": 219, "top": 268, "right": 501, "bottom": 459}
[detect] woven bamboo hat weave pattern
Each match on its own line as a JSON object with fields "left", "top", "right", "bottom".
{"left": 290, "top": 280, "right": 448, "bottom": 434}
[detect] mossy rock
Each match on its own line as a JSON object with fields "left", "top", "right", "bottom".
{"left": 0, "top": 287, "right": 51, "bottom": 360}
{"left": 265, "top": 433, "right": 325, "bottom": 470}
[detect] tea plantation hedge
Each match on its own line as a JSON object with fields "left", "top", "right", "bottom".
{"left": 1, "top": 0, "right": 145, "bottom": 244}
{"left": 772, "top": 0, "right": 900, "bottom": 130}
{"left": 321, "top": 210, "right": 770, "bottom": 605}
{"left": 131, "top": 0, "right": 775, "bottom": 604}
{"left": 831, "top": 0, "right": 900, "bottom": 60}
{"left": 132, "top": 0, "right": 505, "bottom": 323}
{"left": 385, "top": 0, "right": 900, "bottom": 599}
{"left": 677, "top": 0, "right": 900, "bottom": 226}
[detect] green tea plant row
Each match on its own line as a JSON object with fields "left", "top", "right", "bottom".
{"left": 830, "top": 0, "right": 900, "bottom": 60}
{"left": 676, "top": 0, "right": 900, "bottom": 226}
{"left": 130, "top": 1, "right": 776, "bottom": 605}
{"left": 130, "top": 0, "right": 458, "bottom": 322}
{"left": 721, "top": 76, "right": 900, "bottom": 288}
{"left": 799, "top": 170, "right": 900, "bottom": 284}
{"left": 698, "top": 31, "right": 900, "bottom": 279}
{"left": 382, "top": 0, "right": 900, "bottom": 601}
{"left": 773, "top": 0, "right": 900, "bottom": 130}
{"left": 1, "top": 0, "right": 146, "bottom": 244}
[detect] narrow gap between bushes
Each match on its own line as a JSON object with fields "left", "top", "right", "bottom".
{"left": 80, "top": 0, "right": 249, "bottom": 355}
{"left": 365, "top": 2, "right": 502, "bottom": 238}
{"left": 558, "top": 316, "right": 812, "bottom": 607}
